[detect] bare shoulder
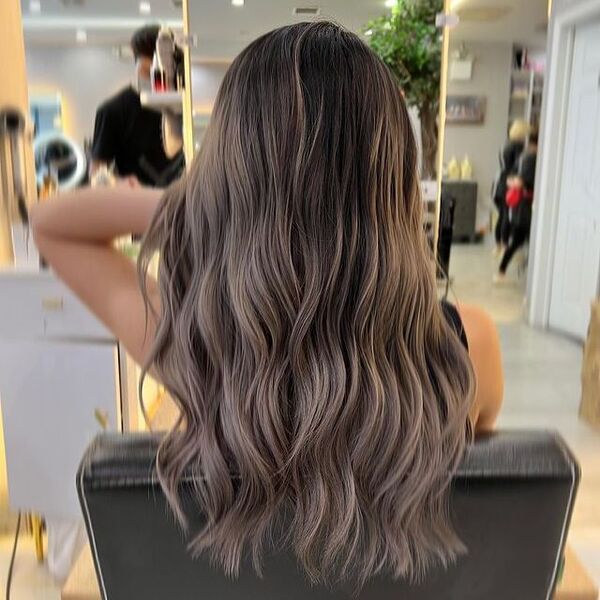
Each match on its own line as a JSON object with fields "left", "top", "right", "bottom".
{"left": 456, "top": 303, "right": 504, "bottom": 431}
{"left": 457, "top": 303, "right": 498, "bottom": 349}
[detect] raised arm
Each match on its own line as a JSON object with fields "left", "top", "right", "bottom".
{"left": 30, "top": 184, "right": 163, "bottom": 367}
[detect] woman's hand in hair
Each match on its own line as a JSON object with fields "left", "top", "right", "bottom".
{"left": 30, "top": 184, "right": 163, "bottom": 367}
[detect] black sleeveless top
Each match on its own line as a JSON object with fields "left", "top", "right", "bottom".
{"left": 441, "top": 300, "right": 468, "bottom": 350}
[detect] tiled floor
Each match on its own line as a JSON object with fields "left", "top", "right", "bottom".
{"left": 446, "top": 237, "right": 528, "bottom": 323}
{"left": 0, "top": 239, "right": 598, "bottom": 597}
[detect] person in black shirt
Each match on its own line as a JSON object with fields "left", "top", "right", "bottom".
{"left": 492, "top": 119, "right": 529, "bottom": 254}
{"left": 494, "top": 131, "right": 538, "bottom": 283}
{"left": 90, "top": 25, "right": 184, "bottom": 187}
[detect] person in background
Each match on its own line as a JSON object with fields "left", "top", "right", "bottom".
{"left": 494, "top": 130, "right": 538, "bottom": 283}
{"left": 89, "top": 25, "right": 184, "bottom": 187}
{"left": 492, "top": 119, "right": 529, "bottom": 255}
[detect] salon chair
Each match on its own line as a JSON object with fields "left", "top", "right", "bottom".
{"left": 78, "top": 431, "right": 579, "bottom": 600}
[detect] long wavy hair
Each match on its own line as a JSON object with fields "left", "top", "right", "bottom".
{"left": 139, "top": 21, "right": 475, "bottom": 586}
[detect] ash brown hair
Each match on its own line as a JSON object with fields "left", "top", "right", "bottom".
{"left": 139, "top": 21, "right": 475, "bottom": 586}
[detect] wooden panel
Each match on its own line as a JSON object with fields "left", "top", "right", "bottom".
{"left": 555, "top": 546, "right": 599, "bottom": 600}
{"left": 0, "top": 0, "right": 38, "bottom": 266}
{"left": 62, "top": 545, "right": 101, "bottom": 600}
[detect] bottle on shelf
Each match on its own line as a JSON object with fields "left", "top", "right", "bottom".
{"left": 461, "top": 155, "right": 473, "bottom": 180}
{"left": 151, "top": 26, "right": 176, "bottom": 93}
{"left": 447, "top": 156, "right": 460, "bottom": 180}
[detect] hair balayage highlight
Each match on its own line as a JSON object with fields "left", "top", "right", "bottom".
{"left": 138, "top": 21, "right": 475, "bottom": 587}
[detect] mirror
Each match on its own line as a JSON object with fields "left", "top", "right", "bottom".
{"left": 20, "top": 0, "right": 187, "bottom": 431}
{"left": 441, "top": 0, "right": 548, "bottom": 320}
{"left": 21, "top": 0, "right": 185, "bottom": 189}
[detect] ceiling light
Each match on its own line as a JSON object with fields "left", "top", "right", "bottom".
{"left": 231, "top": 0, "right": 244, "bottom": 6}
{"left": 139, "top": 1, "right": 151, "bottom": 14}
{"left": 384, "top": 0, "right": 397, "bottom": 7}
{"left": 29, "top": 0, "right": 41, "bottom": 13}
{"left": 76, "top": 29, "right": 87, "bottom": 43}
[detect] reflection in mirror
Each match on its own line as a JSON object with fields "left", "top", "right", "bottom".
{"left": 28, "top": 93, "right": 86, "bottom": 190}
{"left": 21, "top": 1, "right": 184, "bottom": 189}
{"left": 18, "top": 0, "right": 187, "bottom": 512}
{"left": 442, "top": 0, "right": 548, "bottom": 320}
{"left": 30, "top": 93, "right": 62, "bottom": 137}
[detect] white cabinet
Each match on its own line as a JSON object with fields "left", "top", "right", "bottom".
{"left": 0, "top": 270, "right": 112, "bottom": 341}
{"left": 0, "top": 269, "right": 121, "bottom": 519}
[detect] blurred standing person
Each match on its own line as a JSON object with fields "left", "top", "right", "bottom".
{"left": 90, "top": 25, "right": 184, "bottom": 187}
{"left": 492, "top": 119, "right": 529, "bottom": 255}
{"left": 494, "top": 130, "right": 538, "bottom": 283}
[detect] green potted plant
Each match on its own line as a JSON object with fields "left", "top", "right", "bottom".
{"left": 365, "top": 0, "right": 443, "bottom": 178}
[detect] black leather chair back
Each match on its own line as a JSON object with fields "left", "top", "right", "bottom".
{"left": 78, "top": 431, "right": 579, "bottom": 600}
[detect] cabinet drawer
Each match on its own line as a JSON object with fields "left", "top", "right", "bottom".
{"left": 0, "top": 270, "right": 112, "bottom": 341}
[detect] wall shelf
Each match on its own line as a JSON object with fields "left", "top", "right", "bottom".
{"left": 509, "top": 47, "right": 544, "bottom": 128}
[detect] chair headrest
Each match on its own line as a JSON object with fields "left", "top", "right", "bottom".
{"left": 78, "top": 429, "right": 579, "bottom": 491}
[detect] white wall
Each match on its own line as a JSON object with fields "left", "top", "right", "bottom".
{"left": 190, "top": 61, "right": 229, "bottom": 147}
{"left": 25, "top": 46, "right": 134, "bottom": 147}
{"left": 1, "top": 0, "right": 36, "bottom": 266}
{"left": 553, "top": 0, "right": 590, "bottom": 14}
{"left": 444, "top": 41, "right": 512, "bottom": 231}
{"left": 191, "top": 62, "right": 229, "bottom": 112}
